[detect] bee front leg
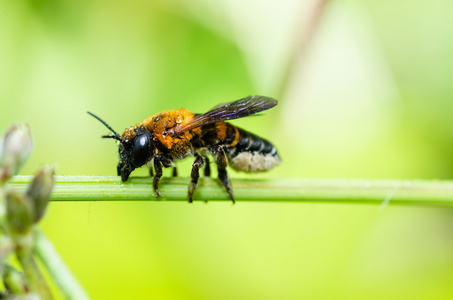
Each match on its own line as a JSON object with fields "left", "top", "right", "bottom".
{"left": 188, "top": 153, "right": 204, "bottom": 203}
{"left": 153, "top": 156, "right": 163, "bottom": 197}
{"left": 214, "top": 146, "right": 234, "bottom": 203}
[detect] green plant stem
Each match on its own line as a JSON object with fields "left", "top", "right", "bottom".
{"left": 34, "top": 228, "right": 89, "bottom": 300}
{"left": 7, "top": 175, "right": 453, "bottom": 206}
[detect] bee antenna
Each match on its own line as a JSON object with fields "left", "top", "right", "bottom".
{"left": 87, "top": 111, "right": 124, "bottom": 143}
{"left": 101, "top": 135, "right": 123, "bottom": 142}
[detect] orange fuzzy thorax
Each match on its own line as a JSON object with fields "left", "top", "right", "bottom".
{"left": 121, "top": 109, "right": 201, "bottom": 151}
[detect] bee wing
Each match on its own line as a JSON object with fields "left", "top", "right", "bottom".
{"left": 169, "top": 95, "right": 278, "bottom": 135}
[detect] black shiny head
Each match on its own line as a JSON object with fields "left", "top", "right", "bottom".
{"left": 117, "top": 128, "right": 154, "bottom": 181}
{"left": 88, "top": 112, "right": 154, "bottom": 182}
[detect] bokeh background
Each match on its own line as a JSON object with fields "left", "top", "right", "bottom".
{"left": 2, "top": 0, "right": 453, "bottom": 299}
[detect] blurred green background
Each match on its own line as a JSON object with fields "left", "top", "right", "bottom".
{"left": 2, "top": 0, "right": 453, "bottom": 299}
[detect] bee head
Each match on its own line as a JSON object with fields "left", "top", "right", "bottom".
{"left": 117, "top": 128, "right": 154, "bottom": 181}
{"left": 88, "top": 112, "right": 154, "bottom": 182}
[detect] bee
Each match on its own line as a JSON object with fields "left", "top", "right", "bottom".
{"left": 88, "top": 95, "right": 280, "bottom": 203}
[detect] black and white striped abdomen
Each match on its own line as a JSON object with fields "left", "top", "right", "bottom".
{"left": 224, "top": 126, "right": 280, "bottom": 173}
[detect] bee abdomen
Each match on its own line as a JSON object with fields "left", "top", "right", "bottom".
{"left": 224, "top": 126, "right": 280, "bottom": 173}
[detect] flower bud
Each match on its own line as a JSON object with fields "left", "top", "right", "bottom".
{"left": 6, "top": 189, "right": 33, "bottom": 234}
{"left": 26, "top": 165, "right": 55, "bottom": 223}
{"left": 3, "top": 264, "right": 29, "bottom": 294}
{"left": 0, "top": 123, "right": 33, "bottom": 182}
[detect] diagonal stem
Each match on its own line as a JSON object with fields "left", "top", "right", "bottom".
{"left": 34, "top": 228, "right": 89, "bottom": 300}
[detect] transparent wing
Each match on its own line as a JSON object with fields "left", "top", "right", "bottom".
{"left": 169, "top": 95, "right": 278, "bottom": 135}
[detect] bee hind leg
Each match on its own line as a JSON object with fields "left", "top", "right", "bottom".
{"left": 214, "top": 146, "right": 234, "bottom": 203}
{"left": 204, "top": 156, "right": 211, "bottom": 177}
{"left": 188, "top": 153, "right": 204, "bottom": 203}
{"left": 172, "top": 167, "right": 178, "bottom": 177}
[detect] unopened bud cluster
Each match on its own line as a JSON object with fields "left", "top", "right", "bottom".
{"left": 0, "top": 123, "right": 55, "bottom": 297}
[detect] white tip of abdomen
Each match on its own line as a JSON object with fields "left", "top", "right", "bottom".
{"left": 228, "top": 152, "right": 280, "bottom": 173}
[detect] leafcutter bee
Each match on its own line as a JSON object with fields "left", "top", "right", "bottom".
{"left": 88, "top": 95, "right": 280, "bottom": 203}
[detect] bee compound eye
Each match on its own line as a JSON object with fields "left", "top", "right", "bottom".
{"left": 132, "top": 133, "right": 152, "bottom": 168}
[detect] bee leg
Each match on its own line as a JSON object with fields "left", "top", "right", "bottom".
{"left": 153, "top": 156, "right": 163, "bottom": 197}
{"left": 172, "top": 167, "right": 178, "bottom": 177}
{"left": 214, "top": 146, "right": 234, "bottom": 203}
{"left": 204, "top": 156, "right": 211, "bottom": 177}
{"left": 188, "top": 153, "right": 204, "bottom": 203}
{"left": 149, "top": 165, "right": 154, "bottom": 177}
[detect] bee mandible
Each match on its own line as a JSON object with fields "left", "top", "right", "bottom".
{"left": 88, "top": 95, "right": 280, "bottom": 203}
